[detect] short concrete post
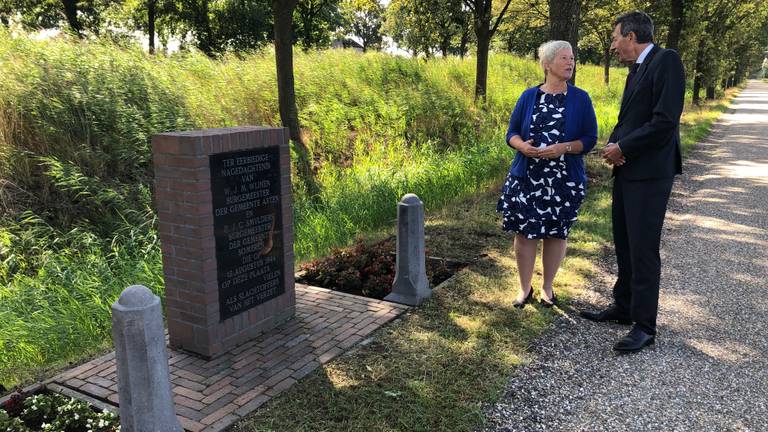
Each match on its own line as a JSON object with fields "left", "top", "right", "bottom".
{"left": 385, "top": 193, "right": 431, "bottom": 306}
{"left": 112, "top": 285, "right": 182, "bottom": 432}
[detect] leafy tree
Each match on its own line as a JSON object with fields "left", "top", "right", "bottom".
{"left": 578, "top": 2, "right": 612, "bottom": 84}
{"left": 148, "top": 0, "right": 156, "bottom": 53}
{"left": 464, "top": 0, "right": 514, "bottom": 101}
{"left": 341, "top": 0, "right": 384, "bottom": 52}
{"left": 683, "top": 0, "right": 766, "bottom": 103}
{"left": 213, "top": 0, "right": 273, "bottom": 52}
{"left": 384, "top": 0, "right": 469, "bottom": 57}
{"left": 718, "top": 4, "right": 768, "bottom": 85}
{"left": 454, "top": 5, "right": 473, "bottom": 58}
{"left": 112, "top": 0, "right": 274, "bottom": 55}
{"left": 0, "top": 0, "right": 116, "bottom": 37}
{"left": 294, "top": 0, "right": 344, "bottom": 49}
{"left": 108, "top": 0, "right": 173, "bottom": 53}
{"left": 384, "top": 0, "right": 435, "bottom": 56}
{"left": 494, "top": 0, "right": 548, "bottom": 59}
{"left": 666, "top": 0, "right": 684, "bottom": 51}
{"left": 0, "top": 0, "right": 60, "bottom": 29}
{"left": 272, "top": 0, "right": 319, "bottom": 197}
{"left": 578, "top": 0, "right": 645, "bottom": 85}
{"left": 185, "top": 0, "right": 222, "bottom": 54}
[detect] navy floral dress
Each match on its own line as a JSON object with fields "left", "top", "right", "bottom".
{"left": 497, "top": 90, "right": 586, "bottom": 239}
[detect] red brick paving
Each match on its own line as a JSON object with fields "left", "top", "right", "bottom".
{"left": 49, "top": 284, "right": 409, "bottom": 432}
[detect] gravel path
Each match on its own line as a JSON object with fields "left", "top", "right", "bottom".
{"left": 481, "top": 80, "right": 768, "bottom": 432}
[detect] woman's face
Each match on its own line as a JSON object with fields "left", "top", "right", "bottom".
{"left": 546, "top": 48, "right": 574, "bottom": 81}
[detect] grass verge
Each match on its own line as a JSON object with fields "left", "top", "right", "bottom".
{"left": 0, "top": 30, "right": 738, "bottom": 389}
{"left": 0, "top": 36, "right": 623, "bottom": 387}
{"left": 231, "top": 91, "right": 739, "bottom": 432}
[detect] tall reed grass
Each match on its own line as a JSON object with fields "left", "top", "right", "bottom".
{"left": 0, "top": 29, "right": 634, "bottom": 386}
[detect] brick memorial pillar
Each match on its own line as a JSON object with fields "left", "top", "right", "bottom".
{"left": 152, "top": 127, "right": 295, "bottom": 358}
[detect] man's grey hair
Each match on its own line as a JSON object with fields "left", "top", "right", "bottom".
{"left": 538, "top": 40, "right": 573, "bottom": 72}
{"left": 613, "top": 10, "right": 654, "bottom": 44}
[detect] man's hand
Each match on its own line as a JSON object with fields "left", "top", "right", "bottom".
{"left": 517, "top": 139, "right": 540, "bottom": 158}
{"left": 602, "top": 142, "right": 626, "bottom": 166}
{"left": 538, "top": 143, "right": 567, "bottom": 159}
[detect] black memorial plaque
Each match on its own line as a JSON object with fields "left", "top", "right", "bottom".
{"left": 210, "top": 147, "right": 284, "bottom": 321}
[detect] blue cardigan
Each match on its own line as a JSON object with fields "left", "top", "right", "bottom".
{"left": 505, "top": 84, "right": 598, "bottom": 182}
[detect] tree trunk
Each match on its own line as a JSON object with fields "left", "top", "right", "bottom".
{"left": 273, "top": 0, "right": 319, "bottom": 198}
{"left": 440, "top": 34, "right": 451, "bottom": 57}
{"left": 603, "top": 41, "right": 610, "bottom": 85}
{"left": 461, "top": 9, "right": 473, "bottom": 59}
{"left": 195, "top": 0, "right": 215, "bottom": 55}
{"left": 471, "top": 0, "right": 491, "bottom": 101}
{"left": 706, "top": 86, "right": 715, "bottom": 100}
{"left": 735, "top": 63, "right": 746, "bottom": 85}
{"left": 548, "top": 0, "right": 580, "bottom": 84}
{"left": 692, "top": 45, "right": 704, "bottom": 104}
{"left": 299, "top": 3, "right": 317, "bottom": 49}
{"left": 692, "top": 75, "right": 701, "bottom": 104}
{"left": 60, "top": 0, "right": 83, "bottom": 37}
{"left": 460, "top": 28, "right": 469, "bottom": 59}
{"left": 468, "top": 0, "right": 512, "bottom": 101}
{"left": 148, "top": 0, "right": 156, "bottom": 54}
{"left": 666, "top": 0, "right": 683, "bottom": 51}
{"left": 474, "top": 28, "right": 491, "bottom": 101}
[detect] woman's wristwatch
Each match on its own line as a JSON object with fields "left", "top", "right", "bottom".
{"left": 564, "top": 142, "right": 572, "bottom": 153}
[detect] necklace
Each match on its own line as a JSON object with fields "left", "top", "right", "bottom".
{"left": 541, "top": 81, "right": 567, "bottom": 94}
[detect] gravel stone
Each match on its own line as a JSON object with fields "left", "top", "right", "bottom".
{"left": 481, "top": 80, "right": 768, "bottom": 432}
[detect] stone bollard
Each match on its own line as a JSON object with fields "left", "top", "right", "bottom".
{"left": 385, "top": 193, "right": 431, "bottom": 306}
{"left": 112, "top": 285, "right": 182, "bottom": 432}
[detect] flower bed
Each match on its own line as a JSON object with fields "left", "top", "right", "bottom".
{"left": 298, "top": 238, "right": 464, "bottom": 299}
{"left": 0, "top": 389, "right": 118, "bottom": 432}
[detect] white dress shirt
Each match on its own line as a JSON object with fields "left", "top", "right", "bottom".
{"left": 636, "top": 43, "right": 655, "bottom": 65}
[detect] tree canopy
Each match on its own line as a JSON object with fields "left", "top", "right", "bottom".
{"left": 2, "top": 0, "right": 768, "bottom": 98}
{"left": 384, "top": 0, "right": 471, "bottom": 57}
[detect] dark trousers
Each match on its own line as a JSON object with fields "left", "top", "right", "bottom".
{"left": 611, "top": 175, "right": 674, "bottom": 335}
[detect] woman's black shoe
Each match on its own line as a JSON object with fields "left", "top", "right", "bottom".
{"left": 513, "top": 287, "right": 534, "bottom": 309}
{"left": 539, "top": 293, "right": 557, "bottom": 308}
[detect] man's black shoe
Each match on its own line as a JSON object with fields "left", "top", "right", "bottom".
{"left": 579, "top": 307, "right": 632, "bottom": 325}
{"left": 613, "top": 326, "right": 655, "bottom": 353}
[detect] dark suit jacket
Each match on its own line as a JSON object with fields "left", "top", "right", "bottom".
{"left": 610, "top": 45, "right": 686, "bottom": 180}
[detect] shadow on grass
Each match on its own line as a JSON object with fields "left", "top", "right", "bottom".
{"left": 231, "top": 268, "right": 555, "bottom": 432}
{"left": 231, "top": 187, "right": 603, "bottom": 432}
{"left": 231, "top": 91, "right": 737, "bottom": 431}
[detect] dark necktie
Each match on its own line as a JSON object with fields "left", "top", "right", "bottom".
{"left": 624, "top": 62, "right": 640, "bottom": 93}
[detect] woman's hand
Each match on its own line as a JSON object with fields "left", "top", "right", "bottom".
{"left": 517, "top": 139, "right": 540, "bottom": 158}
{"left": 538, "top": 142, "right": 567, "bottom": 159}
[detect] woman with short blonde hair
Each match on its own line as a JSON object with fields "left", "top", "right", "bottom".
{"left": 538, "top": 40, "right": 574, "bottom": 72}
{"left": 497, "top": 40, "right": 598, "bottom": 308}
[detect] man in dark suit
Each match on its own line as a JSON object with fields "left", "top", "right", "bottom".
{"left": 580, "top": 10, "right": 685, "bottom": 353}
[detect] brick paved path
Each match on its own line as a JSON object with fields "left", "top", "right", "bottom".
{"left": 49, "top": 284, "right": 408, "bottom": 432}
